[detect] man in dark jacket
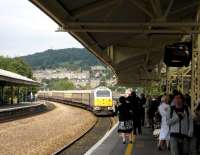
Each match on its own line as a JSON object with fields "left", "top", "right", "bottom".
{"left": 127, "top": 91, "right": 142, "bottom": 135}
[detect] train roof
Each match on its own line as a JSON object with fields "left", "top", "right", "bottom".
{"left": 94, "top": 87, "right": 111, "bottom": 91}
{"left": 39, "top": 90, "right": 92, "bottom": 94}
{"left": 38, "top": 87, "right": 112, "bottom": 94}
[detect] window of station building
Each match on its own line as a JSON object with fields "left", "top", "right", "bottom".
{"left": 96, "top": 90, "right": 110, "bottom": 97}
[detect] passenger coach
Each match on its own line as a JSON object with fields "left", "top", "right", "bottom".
{"left": 37, "top": 87, "right": 114, "bottom": 116}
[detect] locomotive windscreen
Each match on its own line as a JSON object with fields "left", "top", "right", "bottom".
{"left": 96, "top": 90, "right": 110, "bottom": 97}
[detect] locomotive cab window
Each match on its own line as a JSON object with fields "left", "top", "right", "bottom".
{"left": 96, "top": 90, "right": 110, "bottom": 97}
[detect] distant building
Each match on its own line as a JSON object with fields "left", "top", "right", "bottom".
{"left": 33, "top": 69, "right": 90, "bottom": 82}
{"left": 33, "top": 66, "right": 115, "bottom": 89}
{"left": 91, "top": 65, "right": 106, "bottom": 71}
{"left": 90, "top": 79, "right": 100, "bottom": 88}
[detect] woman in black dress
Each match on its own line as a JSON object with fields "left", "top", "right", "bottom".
{"left": 116, "top": 96, "right": 133, "bottom": 144}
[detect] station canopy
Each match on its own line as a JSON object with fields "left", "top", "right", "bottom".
{"left": 0, "top": 69, "right": 39, "bottom": 86}
{"left": 30, "top": 0, "right": 199, "bottom": 86}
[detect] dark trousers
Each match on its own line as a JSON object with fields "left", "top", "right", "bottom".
{"left": 141, "top": 109, "right": 145, "bottom": 126}
{"left": 133, "top": 119, "right": 142, "bottom": 135}
{"left": 170, "top": 136, "right": 190, "bottom": 155}
{"left": 197, "top": 137, "right": 200, "bottom": 153}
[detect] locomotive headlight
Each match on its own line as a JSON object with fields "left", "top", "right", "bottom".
{"left": 94, "top": 107, "right": 101, "bottom": 110}
{"left": 108, "top": 107, "right": 113, "bottom": 110}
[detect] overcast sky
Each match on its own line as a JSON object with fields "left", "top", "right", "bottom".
{"left": 0, "top": 0, "right": 83, "bottom": 57}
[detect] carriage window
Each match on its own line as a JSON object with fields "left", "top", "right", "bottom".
{"left": 96, "top": 90, "right": 110, "bottom": 97}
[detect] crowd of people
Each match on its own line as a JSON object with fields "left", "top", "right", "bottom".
{"left": 115, "top": 90, "right": 200, "bottom": 155}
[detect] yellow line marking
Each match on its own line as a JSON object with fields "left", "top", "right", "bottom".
{"left": 124, "top": 134, "right": 136, "bottom": 155}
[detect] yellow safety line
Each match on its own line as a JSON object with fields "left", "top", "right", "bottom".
{"left": 124, "top": 134, "right": 136, "bottom": 155}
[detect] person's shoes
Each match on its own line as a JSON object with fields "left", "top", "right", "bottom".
{"left": 123, "top": 140, "right": 126, "bottom": 144}
{"left": 129, "top": 141, "right": 133, "bottom": 144}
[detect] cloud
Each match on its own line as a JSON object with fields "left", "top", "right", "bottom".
{"left": 0, "top": 0, "right": 82, "bottom": 57}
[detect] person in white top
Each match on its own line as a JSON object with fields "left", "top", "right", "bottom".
{"left": 158, "top": 95, "right": 170, "bottom": 150}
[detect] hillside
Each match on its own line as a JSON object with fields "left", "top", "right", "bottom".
{"left": 21, "top": 48, "right": 103, "bottom": 70}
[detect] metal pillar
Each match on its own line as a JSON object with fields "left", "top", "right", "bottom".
{"left": 17, "top": 87, "right": 20, "bottom": 104}
{"left": 166, "top": 67, "right": 172, "bottom": 95}
{"left": 11, "top": 86, "right": 14, "bottom": 104}
{"left": 1, "top": 86, "right": 4, "bottom": 104}
{"left": 191, "top": 36, "right": 200, "bottom": 113}
{"left": 176, "top": 70, "right": 184, "bottom": 93}
{"left": 191, "top": 6, "right": 200, "bottom": 113}
{"left": 25, "top": 88, "right": 28, "bottom": 102}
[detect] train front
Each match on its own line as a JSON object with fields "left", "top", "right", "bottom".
{"left": 93, "top": 87, "right": 114, "bottom": 116}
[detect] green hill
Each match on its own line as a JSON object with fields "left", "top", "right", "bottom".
{"left": 21, "top": 48, "right": 103, "bottom": 70}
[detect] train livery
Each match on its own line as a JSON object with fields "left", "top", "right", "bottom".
{"left": 37, "top": 87, "right": 114, "bottom": 116}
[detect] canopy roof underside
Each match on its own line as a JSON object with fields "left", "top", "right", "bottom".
{"left": 30, "top": 0, "right": 199, "bottom": 86}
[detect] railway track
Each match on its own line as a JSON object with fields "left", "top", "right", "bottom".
{"left": 41, "top": 99, "right": 116, "bottom": 155}
{"left": 54, "top": 117, "right": 114, "bottom": 155}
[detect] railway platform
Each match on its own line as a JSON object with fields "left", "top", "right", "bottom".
{"left": 0, "top": 102, "right": 47, "bottom": 121}
{"left": 0, "top": 102, "right": 44, "bottom": 112}
{"left": 85, "top": 123, "right": 170, "bottom": 155}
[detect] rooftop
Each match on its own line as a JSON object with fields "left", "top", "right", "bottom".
{"left": 0, "top": 69, "right": 40, "bottom": 86}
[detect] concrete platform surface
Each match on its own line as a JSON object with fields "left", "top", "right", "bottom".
{"left": 85, "top": 123, "right": 170, "bottom": 155}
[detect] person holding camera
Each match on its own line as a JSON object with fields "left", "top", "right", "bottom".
{"left": 167, "top": 92, "right": 193, "bottom": 155}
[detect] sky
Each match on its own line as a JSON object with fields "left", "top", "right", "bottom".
{"left": 0, "top": 0, "right": 83, "bottom": 57}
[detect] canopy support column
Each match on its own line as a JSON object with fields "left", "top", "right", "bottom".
{"left": 17, "top": 87, "right": 20, "bottom": 104}
{"left": 191, "top": 36, "right": 200, "bottom": 113}
{"left": 191, "top": 6, "right": 200, "bottom": 114}
{"left": 166, "top": 66, "right": 172, "bottom": 95}
{"left": 11, "top": 86, "right": 14, "bottom": 104}
{"left": 1, "top": 85, "right": 4, "bottom": 105}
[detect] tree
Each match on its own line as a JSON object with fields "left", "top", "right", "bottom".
{"left": 46, "top": 79, "right": 75, "bottom": 90}
{"left": 21, "top": 48, "right": 103, "bottom": 70}
{"left": 0, "top": 56, "right": 33, "bottom": 78}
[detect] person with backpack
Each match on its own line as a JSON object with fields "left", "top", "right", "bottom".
{"left": 167, "top": 92, "right": 193, "bottom": 155}
{"left": 158, "top": 95, "right": 170, "bottom": 150}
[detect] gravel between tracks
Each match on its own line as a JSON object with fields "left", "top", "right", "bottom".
{"left": 0, "top": 102, "right": 97, "bottom": 155}
{"left": 58, "top": 117, "right": 112, "bottom": 155}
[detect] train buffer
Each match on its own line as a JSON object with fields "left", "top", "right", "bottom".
{"left": 85, "top": 123, "right": 169, "bottom": 155}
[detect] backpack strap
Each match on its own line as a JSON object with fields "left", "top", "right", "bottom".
{"left": 170, "top": 106, "right": 175, "bottom": 118}
{"left": 169, "top": 106, "right": 175, "bottom": 132}
{"left": 170, "top": 105, "right": 190, "bottom": 133}
{"left": 184, "top": 105, "right": 189, "bottom": 117}
{"left": 184, "top": 105, "right": 190, "bottom": 132}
